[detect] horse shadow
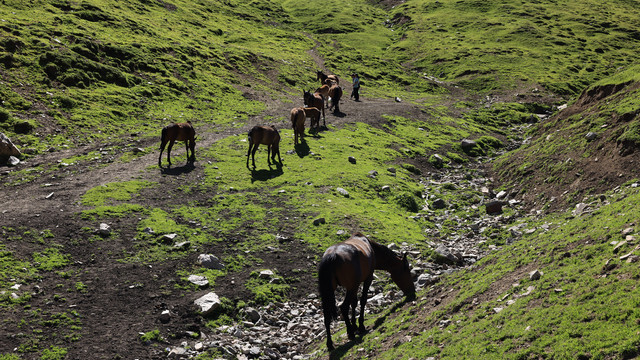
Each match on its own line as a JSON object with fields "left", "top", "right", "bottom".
{"left": 294, "top": 140, "right": 311, "bottom": 158}
{"left": 160, "top": 161, "right": 195, "bottom": 175}
{"left": 250, "top": 165, "right": 283, "bottom": 183}
{"left": 332, "top": 110, "right": 347, "bottom": 118}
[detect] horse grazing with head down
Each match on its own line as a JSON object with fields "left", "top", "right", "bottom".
{"left": 158, "top": 121, "right": 196, "bottom": 167}
{"left": 316, "top": 70, "right": 340, "bottom": 86}
{"left": 303, "top": 90, "right": 325, "bottom": 126}
{"left": 246, "top": 125, "right": 282, "bottom": 169}
{"left": 318, "top": 233, "right": 415, "bottom": 351}
{"left": 290, "top": 107, "right": 306, "bottom": 145}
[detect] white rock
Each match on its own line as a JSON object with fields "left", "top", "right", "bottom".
{"left": 194, "top": 292, "right": 221, "bottom": 315}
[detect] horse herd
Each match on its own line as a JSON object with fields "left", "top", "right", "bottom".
{"left": 157, "top": 71, "right": 416, "bottom": 352}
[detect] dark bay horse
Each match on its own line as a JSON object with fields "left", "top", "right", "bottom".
{"left": 318, "top": 233, "right": 415, "bottom": 351}
{"left": 158, "top": 121, "right": 196, "bottom": 167}
{"left": 303, "top": 90, "right": 325, "bottom": 126}
{"left": 328, "top": 84, "right": 343, "bottom": 114}
{"left": 290, "top": 107, "right": 306, "bottom": 144}
{"left": 246, "top": 125, "right": 282, "bottom": 169}
{"left": 317, "top": 70, "right": 340, "bottom": 86}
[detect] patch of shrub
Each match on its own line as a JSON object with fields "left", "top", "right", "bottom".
{"left": 401, "top": 163, "right": 421, "bottom": 175}
{"left": 13, "top": 119, "right": 36, "bottom": 134}
{"left": 55, "top": 95, "right": 76, "bottom": 109}
{"left": 0, "top": 108, "right": 11, "bottom": 123}
{"left": 395, "top": 192, "right": 420, "bottom": 212}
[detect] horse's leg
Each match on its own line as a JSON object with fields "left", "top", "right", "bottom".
{"left": 250, "top": 144, "right": 259, "bottom": 168}
{"left": 266, "top": 144, "right": 272, "bottom": 167}
{"left": 189, "top": 139, "right": 196, "bottom": 162}
{"left": 158, "top": 141, "right": 166, "bottom": 167}
{"left": 340, "top": 290, "right": 357, "bottom": 340}
{"left": 246, "top": 143, "right": 253, "bottom": 168}
{"left": 167, "top": 140, "right": 175, "bottom": 166}
{"left": 324, "top": 304, "right": 335, "bottom": 351}
{"left": 358, "top": 275, "right": 373, "bottom": 333}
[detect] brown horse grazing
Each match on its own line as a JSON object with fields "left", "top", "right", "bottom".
{"left": 303, "top": 107, "right": 322, "bottom": 131}
{"left": 290, "top": 107, "right": 306, "bottom": 145}
{"left": 158, "top": 121, "right": 196, "bottom": 167}
{"left": 317, "top": 70, "right": 340, "bottom": 86}
{"left": 303, "top": 90, "right": 325, "bottom": 125}
{"left": 328, "top": 84, "right": 343, "bottom": 113}
{"left": 318, "top": 233, "right": 415, "bottom": 351}
{"left": 246, "top": 125, "right": 282, "bottom": 169}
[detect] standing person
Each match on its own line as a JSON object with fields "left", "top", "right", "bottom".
{"left": 350, "top": 73, "right": 360, "bottom": 101}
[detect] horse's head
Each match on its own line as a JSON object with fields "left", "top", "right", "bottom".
{"left": 316, "top": 70, "right": 323, "bottom": 80}
{"left": 391, "top": 253, "right": 416, "bottom": 299}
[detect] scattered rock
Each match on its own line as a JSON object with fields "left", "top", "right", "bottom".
{"left": 188, "top": 275, "right": 209, "bottom": 287}
{"left": 529, "top": 269, "right": 542, "bottom": 281}
{"left": 485, "top": 200, "right": 503, "bottom": 215}
{"left": 585, "top": 132, "right": 598, "bottom": 141}
{"left": 159, "top": 310, "right": 171, "bottom": 323}
{"left": 313, "top": 217, "right": 326, "bottom": 226}
{"left": 336, "top": 187, "right": 350, "bottom": 197}
{"left": 431, "top": 198, "right": 446, "bottom": 209}
{"left": 348, "top": 156, "right": 356, "bottom": 164}
{"left": 96, "top": 223, "right": 111, "bottom": 237}
{"left": 460, "top": 139, "right": 477, "bottom": 153}
{"left": 194, "top": 292, "right": 221, "bottom": 316}
{"left": 161, "top": 233, "right": 178, "bottom": 243}
{"left": 258, "top": 270, "right": 275, "bottom": 280}
{"left": 0, "top": 132, "right": 21, "bottom": 159}
{"left": 198, "top": 254, "right": 224, "bottom": 270}
{"left": 7, "top": 156, "right": 20, "bottom": 167}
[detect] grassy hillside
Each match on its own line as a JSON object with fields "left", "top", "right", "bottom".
{"left": 1, "top": 0, "right": 640, "bottom": 359}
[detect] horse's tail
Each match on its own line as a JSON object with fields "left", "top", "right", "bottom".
{"left": 318, "top": 254, "right": 339, "bottom": 322}
{"left": 247, "top": 127, "right": 254, "bottom": 144}
{"left": 159, "top": 126, "right": 167, "bottom": 150}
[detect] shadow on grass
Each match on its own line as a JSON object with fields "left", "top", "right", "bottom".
{"left": 327, "top": 298, "right": 412, "bottom": 359}
{"left": 159, "top": 161, "right": 195, "bottom": 175}
{"left": 294, "top": 140, "right": 311, "bottom": 158}
{"left": 250, "top": 164, "right": 283, "bottom": 183}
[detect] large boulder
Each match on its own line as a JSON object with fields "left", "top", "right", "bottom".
{"left": 0, "top": 133, "right": 21, "bottom": 161}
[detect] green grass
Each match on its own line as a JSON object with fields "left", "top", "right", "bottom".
{"left": 324, "top": 183, "right": 640, "bottom": 359}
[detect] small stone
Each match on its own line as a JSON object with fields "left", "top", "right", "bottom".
{"left": 159, "top": 310, "right": 171, "bottom": 323}
{"left": 194, "top": 292, "right": 221, "bottom": 315}
{"left": 529, "top": 269, "right": 542, "bottom": 281}
{"left": 259, "top": 270, "right": 275, "bottom": 279}
{"left": 96, "top": 223, "right": 111, "bottom": 237}
{"left": 313, "top": 218, "right": 326, "bottom": 226}
{"left": 485, "top": 200, "right": 503, "bottom": 215}
{"left": 161, "top": 233, "right": 178, "bottom": 243}
{"left": 585, "top": 132, "right": 598, "bottom": 141}
{"left": 336, "top": 187, "right": 350, "bottom": 197}
{"left": 198, "top": 254, "right": 224, "bottom": 270}
{"left": 348, "top": 156, "right": 356, "bottom": 164}
{"left": 188, "top": 275, "right": 209, "bottom": 287}
{"left": 7, "top": 156, "right": 20, "bottom": 167}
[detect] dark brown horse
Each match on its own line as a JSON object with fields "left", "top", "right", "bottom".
{"left": 328, "top": 84, "right": 343, "bottom": 114}
{"left": 290, "top": 107, "right": 306, "bottom": 145}
{"left": 318, "top": 233, "right": 415, "bottom": 351}
{"left": 158, "top": 121, "right": 196, "bottom": 167}
{"left": 303, "top": 90, "right": 325, "bottom": 126}
{"left": 316, "top": 70, "right": 340, "bottom": 86}
{"left": 246, "top": 125, "right": 282, "bottom": 169}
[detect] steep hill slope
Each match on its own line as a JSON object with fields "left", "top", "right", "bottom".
{"left": 493, "top": 65, "right": 640, "bottom": 212}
